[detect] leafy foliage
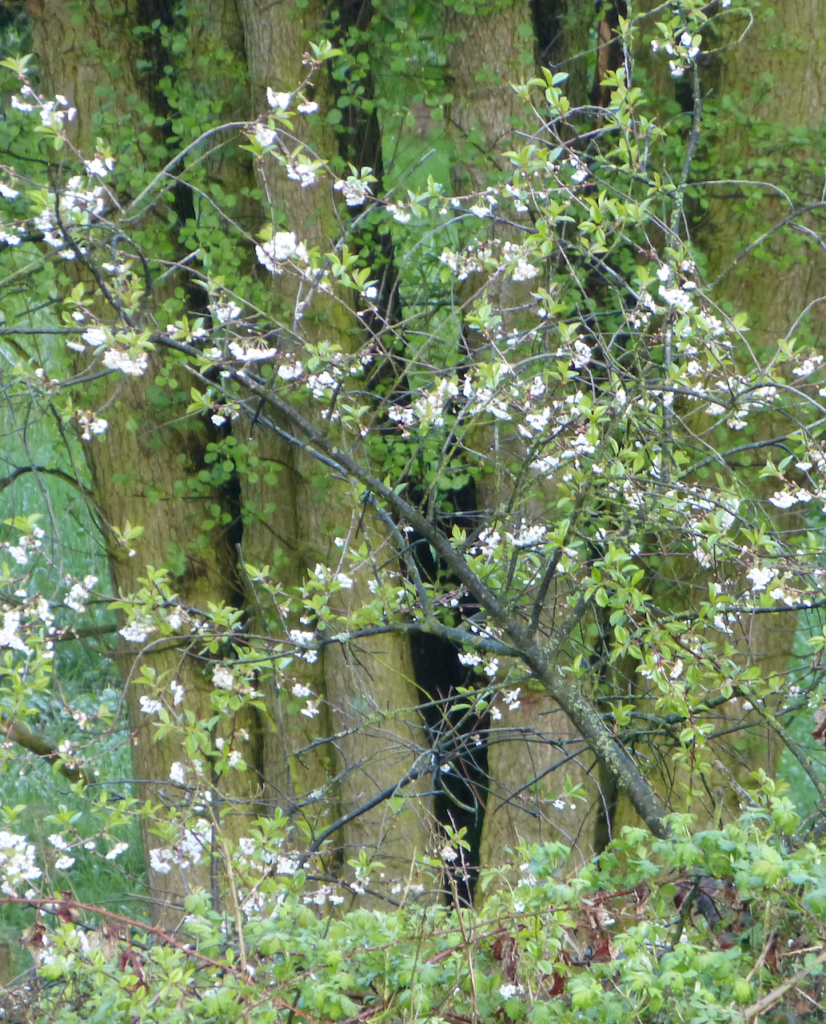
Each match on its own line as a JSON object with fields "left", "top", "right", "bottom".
{"left": 0, "top": 0, "right": 823, "bottom": 1020}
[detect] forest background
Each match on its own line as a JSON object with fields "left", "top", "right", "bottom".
{"left": 0, "top": 0, "right": 825, "bottom": 1022}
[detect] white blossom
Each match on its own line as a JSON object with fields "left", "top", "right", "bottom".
{"left": 793, "top": 355, "right": 824, "bottom": 377}
{"left": 7, "top": 546, "right": 28, "bottom": 567}
{"left": 500, "top": 984, "right": 524, "bottom": 1000}
{"left": 286, "top": 161, "right": 318, "bottom": 188}
{"left": 140, "top": 696, "right": 163, "bottom": 716}
{"left": 254, "top": 124, "right": 277, "bottom": 147}
{"left": 334, "top": 176, "right": 372, "bottom": 206}
{"left": 569, "top": 157, "right": 588, "bottom": 183}
{"left": 0, "top": 610, "right": 30, "bottom": 654}
{"left": 301, "top": 700, "right": 321, "bottom": 718}
{"left": 229, "top": 340, "right": 277, "bottom": 361}
{"left": 170, "top": 762, "right": 187, "bottom": 784}
{"left": 747, "top": 565, "right": 776, "bottom": 592}
{"left": 82, "top": 327, "right": 107, "bottom": 346}
{"left": 289, "top": 629, "right": 315, "bottom": 648}
{"left": 278, "top": 361, "right": 303, "bottom": 380}
{"left": 213, "top": 665, "right": 235, "bottom": 690}
{"left": 511, "top": 258, "right": 538, "bottom": 282}
{"left": 256, "top": 231, "right": 299, "bottom": 273}
{"left": 503, "top": 688, "right": 521, "bottom": 711}
{"left": 105, "top": 842, "right": 128, "bottom": 860}
{"left": 102, "top": 348, "right": 149, "bottom": 376}
{"left": 387, "top": 204, "right": 411, "bottom": 224}
{"left": 572, "top": 339, "right": 592, "bottom": 369}
{"left": 659, "top": 286, "right": 692, "bottom": 311}
{"left": 276, "top": 853, "right": 299, "bottom": 875}
{"left": 214, "top": 300, "right": 241, "bottom": 324}
{"left": 119, "top": 621, "right": 155, "bottom": 643}
{"left": 84, "top": 156, "right": 115, "bottom": 178}
{"left": 54, "top": 855, "right": 75, "bottom": 870}
{"left": 0, "top": 832, "right": 40, "bottom": 890}
{"left": 508, "top": 522, "right": 546, "bottom": 548}
{"left": 65, "top": 581, "right": 89, "bottom": 613}
{"left": 267, "top": 88, "right": 291, "bottom": 110}
{"left": 150, "top": 848, "right": 175, "bottom": 874}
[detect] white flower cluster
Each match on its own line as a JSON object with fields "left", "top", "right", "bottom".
{"left": 288, "top": 628, "right": 320, "bottom": 668}
{"left": 140, "top": 695, "right": 163, "bottom": 715}
{"left": 651, "top": 29, "right": 700, "bottom": 78}
{"left": 569, "top": 155, "right": 588, "bottom": 183}
{"left": 286, "top": 158, "right": 319, "bottom": 188}
{"left": 793, "top": 353, "right": 824, "bottom": 378}
{"left": 12, "top": 87, "right": 77, "bottom": 127}
{"left": 770, "top": 488, "right": 814, "bottom": 510}
{"left": 254, "top": 123, "right": 276, "bottom": 148}
{"left": 102, "top": 348, "right": 149, "bottom": 376}
{"left": 387, "top": 204, "right": 411, "bottom": 224}
{"left": 507, "top": 521, "right": 546, "bottom": 549}
{"left": 65, "top": 575, "right": 97, "bottom": 613}
{"left": 290, "top": 682, "right": 321, "bottom": 718}
{"left": 659, "top": 283, "right": 694, "bottom": 313}
{"left": 278, "top": 360, "right": 303, "bottom": 381}
{"left": 6, "top": 526, "right": 45, "bottom": 567}
{"left": 0, "top": 610, "right": 31, "bottom": 655}
{"left": 503, "top": 688, "right": 521, "bottom": 711}
{"left": 501, "top": 240, "right": 540, "bottom": 284}
{"left": 149, "top": 847, "right": 176, "bottom": 874}
{"left": 267, "top": 88, "right": 291, "bottom": 110}
{"left": 213, "top": 664, "right": 235, "bottom": 690}
{"left": 307, "top": 370, "right": 340, "bottom": 402}
{"left": 119, "top": 619, "right": 156, "bottom": 643}
{"left": 303, "top": 885, "right": 345, "bottom": 906}
{"left": 84, "top": 156, "right": 115, "bottom": 178}
{"left": 500, "top": 984, "right": 524, "bottom": 1000}
{"left": 458, "top": 651, "right": 481, "bottom": 667}
{"left": 412, "top": 378, "right": 458, "bottom": 430}
{"left": 747, "top": 565, "right": 776, "bottom": 592}
{"left": 149, "top": 818, "right": 211, "bottom": 875}
{"left": 334, "top": 175, "right": 372, "bottom": 207}
{"left": 439, "top": 239, "right": 493, "bottom": 281}
{"left": 76, "top": 410, "right": 108, "bottom": 440}
{"left": 0, "top": 831, "right": 41, "bottom": 896}
{"left": 310, "top": 562, "right": 353, "bottom": 591}
{"left": 228, "top": 340, "right": 277, "bottom": 362}
{"left": 255, "top": 231, "right": 307, "bottom": 274}
{"left": 213, "top": 300, "right": 241, "bottom": 324}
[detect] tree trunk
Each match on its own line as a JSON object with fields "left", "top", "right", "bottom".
{"left": 27, "top": 0, "right": 433, "bottom": 918}
{"left": 445, "top": 2, "right": 602, "bottom": 871}
{"left": 611, "top": 0, "right": 826, "bottom": 833}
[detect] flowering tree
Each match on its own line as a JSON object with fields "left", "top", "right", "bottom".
{"left": 0, "top": 0, "right": 826, "bottom": 1019}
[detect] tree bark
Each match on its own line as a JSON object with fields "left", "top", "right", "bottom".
{"left": 445, "top": 1, "right": 603, "bottom": 870}
{"left": 27, "top": 0, "right": 434, "bottom": 917}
